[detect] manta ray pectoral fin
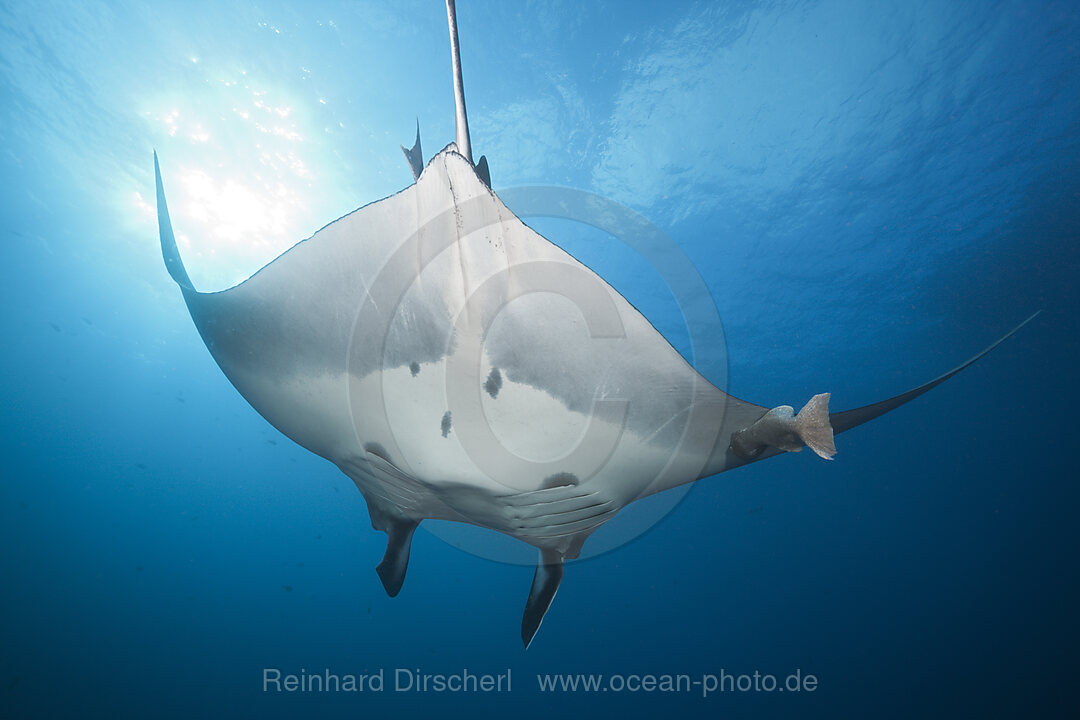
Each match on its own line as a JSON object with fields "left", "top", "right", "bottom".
{"left": 153, "top": 152, "right": 194, "bottom": 291}
{"left": 376, "top": 517, "right": 419, "bottom": 598}
{"left": 522, "top": 548, "right": 564, "bottom": 649}
{"left": 730, "top": 393, "right": 836, "bottom": 460}
{"left": 400, "top": 119, "right": 424, "bottom": 181}
{"left": 830, "top": 311, "right": 1041, "bottom": 435}
{"left": 721, "top": 314, "right": 1039, "bottom": 473}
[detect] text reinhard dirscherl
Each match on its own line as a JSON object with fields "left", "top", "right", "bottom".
{"left": 262, "top": 668, "right": 819, "bottom": 697}
{"left": 263, "top": 668, "right": 512, "bottom": 694}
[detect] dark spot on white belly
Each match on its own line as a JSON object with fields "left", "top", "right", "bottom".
{"left": 484, "top": 367, "right": 502, "bottom": 398}
{"left": 441, "top": 411, "right": 452, "bottom": 438}
{"left": 410, "top": 361, "right": 420, "bottom": 376}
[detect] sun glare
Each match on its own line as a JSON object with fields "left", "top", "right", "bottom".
{"left": 138, "top": 57, "right": 338, "bottom": 290}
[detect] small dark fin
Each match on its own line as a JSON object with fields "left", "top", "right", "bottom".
{"left": 400, "top": 120, "right": 424, "bottom": 180}
{"left": 521, "top": 548, "right": 564, "bottom": 649}
{"left": 154, "top": 152, "right": 194, "bottom": 290}
{"left": 831, "top": 312, "right": 1041, "bottom": 434}
{"left": 475, "top": 154, "right": 490, "bottom": 187}
{"left": 376, "top": 518, "right": 418, "bottom": 598}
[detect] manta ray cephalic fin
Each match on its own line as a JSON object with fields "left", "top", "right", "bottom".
{"left": 522, "top": 548, "right": 564, "bottom": 649}
{"left": 375, "top": 517, "right": 419, "bottom": 598}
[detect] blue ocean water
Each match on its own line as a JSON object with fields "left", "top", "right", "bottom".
{"left": 1, "top": 0, "right": 1078, "bottom": 717}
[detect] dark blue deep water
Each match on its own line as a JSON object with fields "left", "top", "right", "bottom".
{"left": 2, "top": 1, "right": 1079, "bottom": 718}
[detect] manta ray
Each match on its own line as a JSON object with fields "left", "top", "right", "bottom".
{"left": 153, "top": 1, "right": 1036, "bottom": 647}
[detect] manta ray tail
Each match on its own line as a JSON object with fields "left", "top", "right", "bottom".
{"left": 795, "top": 393, "right": 836, "bottom": 460}
{"left": 446, "top": 0, "right": 473, "bottom": 164}
{"left": 400, "top": 120, "right": 424, "bottom": 181}
{"left": 153, "top": 152, "right": 194, "bottom": 291}
{"left": 522, "top": 549, "right": 564, "bottom": 649}
{"left": 443, "top": 1, "right": 489, "bottom": 187}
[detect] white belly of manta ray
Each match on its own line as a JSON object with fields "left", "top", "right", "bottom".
{"left": 151, "top": 2, "right": 1035, "bottom": 648}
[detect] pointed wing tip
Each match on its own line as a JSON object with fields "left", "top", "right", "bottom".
{"left": 154, "top": 151, "right": 170, "bottom": 206}
{"left": 829, "top": 311, "right": 1041, "bottom": 434}
{"left": 966, "top": 310, "right": 1042, "bottom": 363}
{"left": 154, "top": 153, "right": 169, "bottom": 216}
